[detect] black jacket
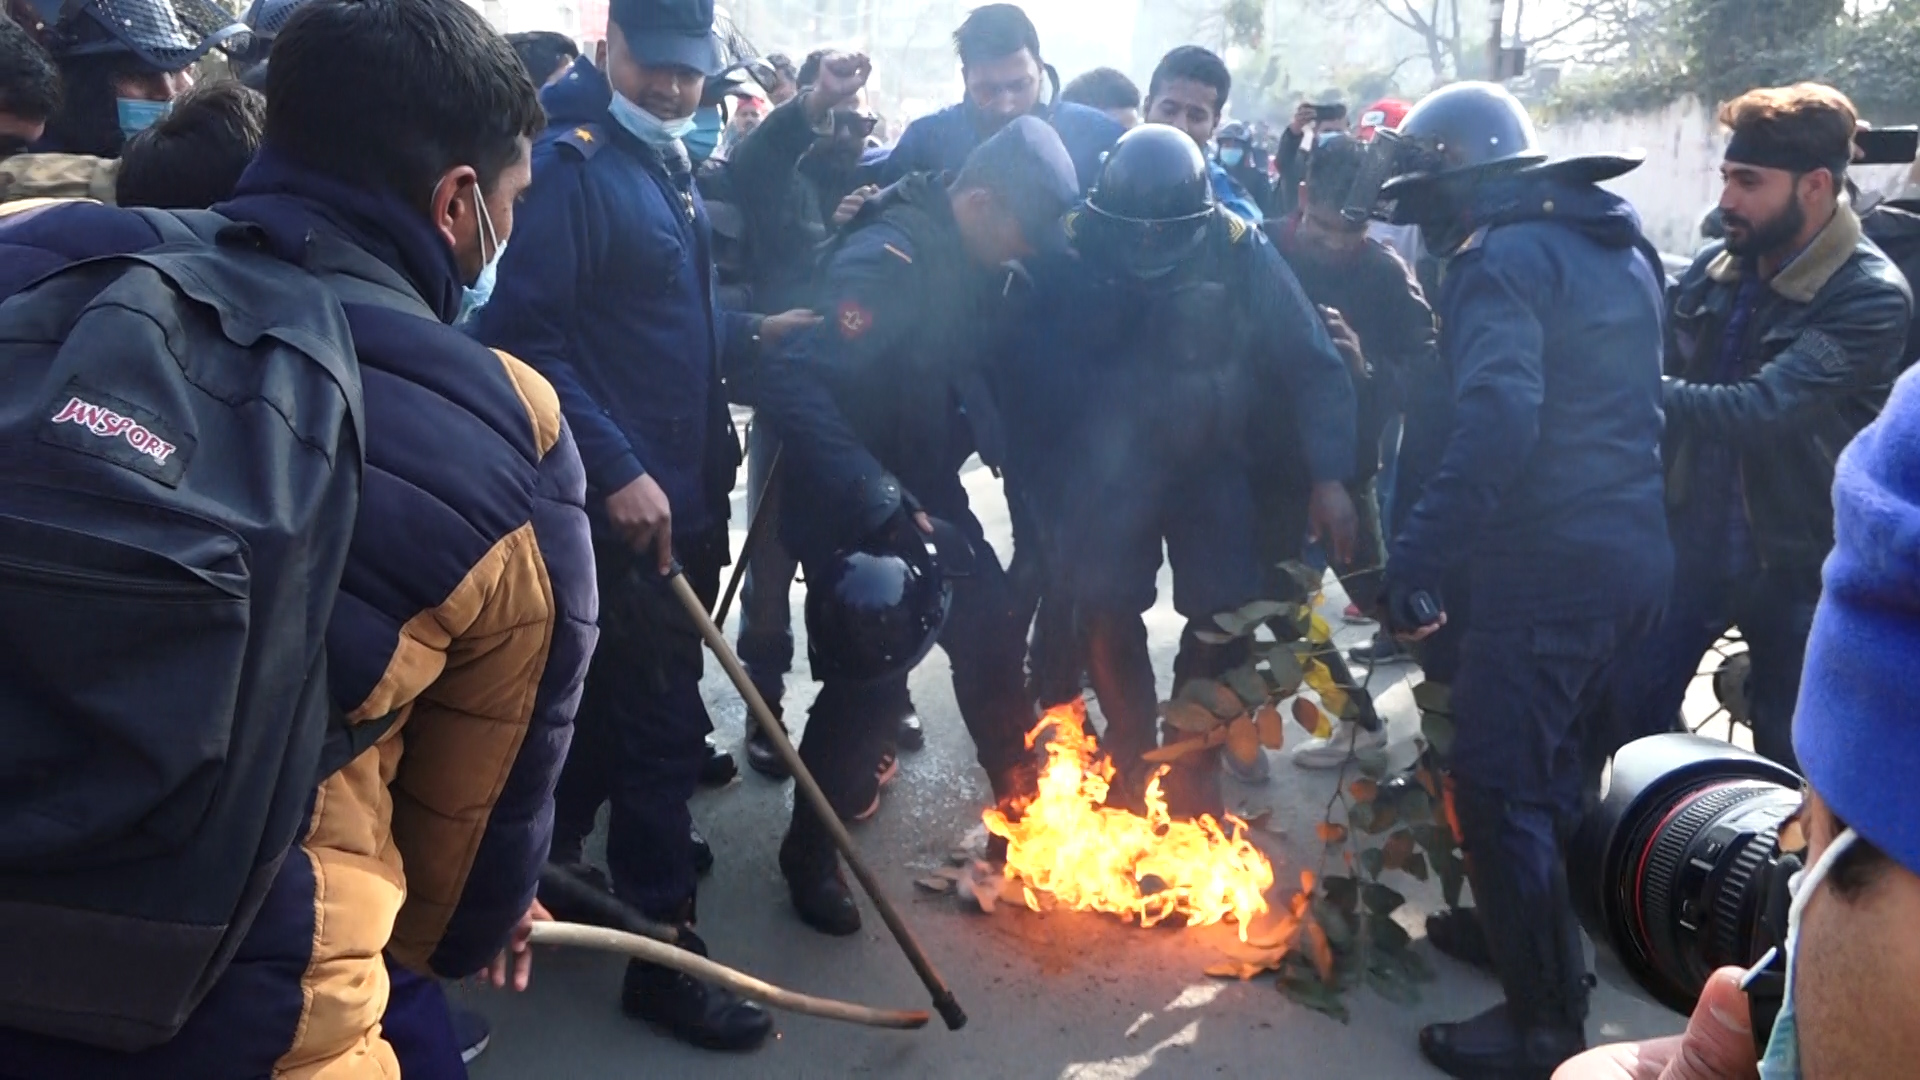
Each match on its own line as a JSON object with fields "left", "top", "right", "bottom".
{"left": 1666, "top": 206, "right": 1913, "bottom": 584}
{"left": 1861, "top": 197, "right": 1920, "bottom": 367}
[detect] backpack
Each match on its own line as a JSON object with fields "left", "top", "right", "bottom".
{"left": 0, "top": 208, "right": 430, "bottom": 1051}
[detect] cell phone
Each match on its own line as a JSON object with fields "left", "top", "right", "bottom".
{"left": 1856, "top": 127, "right": 1919, "bottom": 166}
{"left": 1312, "top": 103, "right": 1348, "bottom": 124}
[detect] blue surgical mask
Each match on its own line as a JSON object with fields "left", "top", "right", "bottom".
{"left": 683, "top": 108, "right": 723, "bottom": 164}
{"left": 458, "top": 187, "right": 506, "bottom": 325}
{"left": 117, "top": 98, "right": 172, "bottom": 140}
{"left": 1219, "top": 146, "right": 1245, "bottom": 167}
{"left": 607, "top": 91, "right": 698, "bottom": 148}
{"left": 1752, "top": 827, "right": 1859, "bottom": 1080}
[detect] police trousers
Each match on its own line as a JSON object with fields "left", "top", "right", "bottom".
{"left": 552, "top": 529, "right": 725, "bottom": 919}
{"left": 736, "top": 421, "right": 798, "bottom": 710}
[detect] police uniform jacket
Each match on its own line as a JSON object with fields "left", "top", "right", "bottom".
{"left": 475, "top": 57, "right": 760, "bottom": 540}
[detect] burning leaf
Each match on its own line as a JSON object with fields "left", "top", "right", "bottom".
{"left": 1367, "top": 962, "right": 1421, "bottom": 1006}
{"left": 1382, "top": 830, "right": 1418, "bottom": 872}
{"left": 1213, "top": 599, "right": 1291, "bottom": 638}
{"left": 1414, "top": 824, "right": 1458, "bottom": 856}
{"left": 1225, "top": 717, "right": 1262, "bottom": 769}
{"left": 1291, "top": 697, "right": 1329, "bottom": 738}
{"left": 983, "top": 707, "right": 1275, "bottom": 939}
{"left": 1349, "top": 778, "right": 1380, "bottom": 803}
{"left": 1348, "top": 802, "right": 1375, "bottom": 833}
{"left": 1355, "top": 746, "right": 1391, "bottom": 780}
{"left": 1359, "top": 800, "right": 1398, "bottom": 835}
{"left": 1254, "top": 703, "right": 1284, "bottom": 749}
{"left": 1280, "top": 968, "right": 1351, "bottom": 1023}
{"left": 1191, "top": 627, "right": 1238, "bottom": 645}
{"left": 1315, "top": 821, "right": 1348, "bottom": 845}
{"left": 1224, "top": 664, "right": 1270, "bottom": 709}
{"left": 1303, "top": 659, "right": 1352, "bottom": 718}
{"left": 915, "top": 875, "right": 956, "bottom": 895}
{"left": 1312, "top": 897, "right": 1355, "bottom": 948}
{"left": 1162, "top": 700, "right": 1223, "bottom": 735}
{"left": 1142, "top": 740, "right": 1208, "bottom": 765}
{"left": 1206, "top": 960, "right": 1273, "bottom": 981}
{"left": 1301, "top": 918, "right": 1336, "bottom": 984}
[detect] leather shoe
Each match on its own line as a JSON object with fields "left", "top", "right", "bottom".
{"left": 1418, "top": 1002, "right": 1584, "bottom": 1080}
{"left": 698, "top": 740, "right": 737, "bottom": 787}
{"left": 780, "top": 840, "right": 862, "bottom": 936}
{"left": 622, "top": 944, "right": 773, "bottom": 1052}
{"left": 1427, "top": 907, "right": 1493, "bottom": 972}
{"left": 746, "top": 716, "right": 792, "bottom": 781}
{"left": 896, "top": 708, "right": 926, "bottom": 752}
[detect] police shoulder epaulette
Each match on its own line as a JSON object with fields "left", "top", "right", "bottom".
{"left": 555, "top": 124, "right": 606, "bottom": 161}
{"left": 1455, "top": 226, "right": 1492, "bottom": 255}
{"left": 1224, "top": 212, "right": 1250, "bottom": 244}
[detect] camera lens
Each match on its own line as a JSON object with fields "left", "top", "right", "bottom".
{"left": 1570, "top": 734, "right": 1802, "bottom": 1015}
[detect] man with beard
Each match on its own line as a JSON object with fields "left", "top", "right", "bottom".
{"left": 1610, "top": 84, "right": 1912, "bottom": 770}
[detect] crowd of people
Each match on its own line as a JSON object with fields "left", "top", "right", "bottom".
{"left": 0, "top": 0, "right": 1917, "bottom": 1077}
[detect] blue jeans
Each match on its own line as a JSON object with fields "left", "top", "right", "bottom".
{"left": 1608, "top": 560, "right": 1814, "bottom": 769}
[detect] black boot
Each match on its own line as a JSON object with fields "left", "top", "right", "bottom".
{"left": 896, "top": 707, "right": 925, "bottom": 752}
{"left": 746, "top": 707, "right": 792, "bottom": 780}
{"left": 1418, "top": 782, "right": 1588, "bottom": 1080}
{"left": 691, "top": 823, "right": 714, "bottom": 876}
{"left": 621, "top": 925, "right": 773, "bottom": 1052}
{"left": 779, "top": 830, "right": 861, "bottom": 936}
{"left": 1426, "top": 907, "right": 1493, "bottom": 972}
{"left": 538, "top": 860, "right": 614, "bottom": 926}
{"left": 698, "top": 740, "right": 737, "bottom": 787}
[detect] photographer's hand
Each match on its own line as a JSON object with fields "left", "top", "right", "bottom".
{"left": 1551, "top": 967, "right": 1759, "bottom": 1080}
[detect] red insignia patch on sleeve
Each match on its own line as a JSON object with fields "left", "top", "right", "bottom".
{"left": 837, "top": 299, "right": 873, "bottom": 340}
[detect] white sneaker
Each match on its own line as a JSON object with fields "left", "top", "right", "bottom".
{"left": 1222, "top": 746, "right": 1272, "bottom": 785}
{"left": 1290, "top": 721, "right": 1389, "bottom": 771}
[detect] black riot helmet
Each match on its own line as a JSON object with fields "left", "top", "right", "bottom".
{"left": 805, "top": 521, "right": 952, "bottom": 685}
{"left": 1074, "top": 123, "right": 1215, "bottom": 280}
{"left": 1368, "top": 81, "right": 1641, "bottom": 254}
{"left": 34, "top": 0, "right": 250, "bottom": 71}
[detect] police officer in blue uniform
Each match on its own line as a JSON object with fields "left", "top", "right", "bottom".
{"left": 1017, "top": 125, "right": 1356, "bottom": 816}
{"left": 1368, "top": 83, "right": 1673, "bottom": 1079}
{"left": 872, "top": 3, "right": 1121, "bottom": 191}
{"left": 742, "top": 116, "right": 1081, "bottom": 937}
{"left": 473, "top": 0, "right": 816, "bottom": 1052}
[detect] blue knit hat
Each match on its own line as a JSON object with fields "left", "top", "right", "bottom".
{"left": 1795, "top": 366, "right": 1920, "bottom": 878}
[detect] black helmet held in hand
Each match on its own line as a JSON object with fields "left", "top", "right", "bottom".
{"left": 1074, "top": 123, "right": 1215, "bottom": 280}
{"left": 805, "top": 519, "right": 952, "bottom": 684}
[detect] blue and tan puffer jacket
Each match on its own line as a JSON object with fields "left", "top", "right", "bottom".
{"left": 0, "top": 146, "right": 599, "bottom": 1079}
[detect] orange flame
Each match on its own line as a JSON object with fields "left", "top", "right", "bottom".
{"left": 983, "top": 705, "right": 1275, "bottom": 940}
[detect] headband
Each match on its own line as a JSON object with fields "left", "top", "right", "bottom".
{"left": 1725, "top": 126, "right": 1850, "bottom": 176}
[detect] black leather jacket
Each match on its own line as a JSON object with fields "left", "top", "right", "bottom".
{"left": 1666, "top": 206, "right": 1913, "bottom": 582}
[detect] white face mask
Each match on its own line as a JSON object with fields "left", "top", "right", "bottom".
{"left": 608, "top": 91, "right": 698, "bottom": 148}
{"left": 459, "top": 187, "right": 506, "bottom": 324}
{"left": 1752, "top": 826, "right": 1860, "bottom": 1080}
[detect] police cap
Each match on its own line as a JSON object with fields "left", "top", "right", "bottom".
{"left": 956, "top": 114, "right": 1080, "bottom": 254}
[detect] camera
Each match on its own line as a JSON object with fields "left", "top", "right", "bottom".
{"left": 1570, "top": 734, "right": 1803, "bottom": 1052}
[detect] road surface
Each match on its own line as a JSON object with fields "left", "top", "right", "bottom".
{"left": 459, "top": 459, "right": 1685, "bottom": 1079}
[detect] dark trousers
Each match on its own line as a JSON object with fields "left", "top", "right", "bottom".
{"left": 787, "top": 508, "right": 1030, "bottom": 861}
{"left": 1608, "top": 558, "right": 1814, "bottom": 769}
{"left": 736, "top": 422, "right": 797, "bottom": 710}
{"left": 552, "top": 531, "right": 725, "bottom": 919}
{"left": 383, "top": 958, "right": 465, "bottom": 1080}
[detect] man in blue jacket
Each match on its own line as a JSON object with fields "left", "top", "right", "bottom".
{"left": 744, "top": 117, "right": 1079, "bottom": 938}
{"left": 1371, "top": 84, "right": 1672, "bottom": 1079}
{"left": 873, "top": 3, "right": 1121, "bottom": 192}
{"left": 472, "top": 0, "right": 814, "bottom": 1053}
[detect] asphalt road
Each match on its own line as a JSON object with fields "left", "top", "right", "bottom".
{"left": 458, "top": 461, "right": 1687, "bottom": 1079}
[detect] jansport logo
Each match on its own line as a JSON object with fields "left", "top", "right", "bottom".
{"left": 49, "top": 396, "right": 178, "bottom": 465}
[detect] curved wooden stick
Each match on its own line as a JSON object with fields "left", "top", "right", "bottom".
{"left": 527, "top": 921, "right": 930, "bottom": 1031}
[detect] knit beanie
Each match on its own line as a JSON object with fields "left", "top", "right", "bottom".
{"left": 1796, "top": 365, "right": 1920, "bottom": 877}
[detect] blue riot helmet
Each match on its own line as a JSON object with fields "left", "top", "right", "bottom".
{"left": 1073, "top": 123, "right": 1215, "bottom": 280}
{"left": 228, "top": 0, "right": 312, "bottom": 81}
{"left": 805, "top": 518, "right": 952, "bottom": 685}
